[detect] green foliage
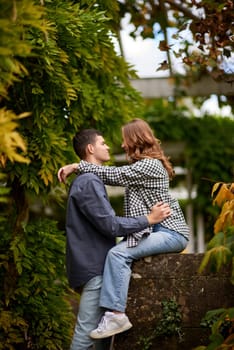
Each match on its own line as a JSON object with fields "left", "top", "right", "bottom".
{"left": 0, "top": 172, "right": 10, "bottom": 204}
{"left": 195, "top": 308, "right": 234, "bottom": 350}
{"left": 0, "top": 0, "right": 49, "bottom": 98}
{"left": 144, "top": 99, "right": 191, "bottom": 143}
{"left": 1, "top": 0, "right": 143, "bottom": 195}
{"left": 198, "top": 182, "right": 234, "bottom": 283}
{"left": 194, "top": 183, "right": 234, "bottom": 350}
{"left": 0, "top": 219, "right": 74, "bottom": 349}
{"left": 198, "top": 229, "right": 234, "bottom": 277}
{"left": 137, "top": 333, "right": 154, "bottom": 350}
{"left": 137, "top": 299, "right": 183, "bottom": 350}
{"left": 0, "top": 0, "right": 143, "bottom": 207}
{"left": 145, "top": 102, "right": 234, "bottom": 186}
{"left": 154, "top": 299, "right": 183, "bottom": 340}
{"left": 0, "top": 2, "right": 144, "bottom": 348}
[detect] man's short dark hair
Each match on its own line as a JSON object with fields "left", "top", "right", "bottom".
{"left": 73, "top": 129, "right": 103, "bottom": 159}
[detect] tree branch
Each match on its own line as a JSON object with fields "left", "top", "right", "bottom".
{"left": 165, "top": 0, "right": 200, "bottom": 21}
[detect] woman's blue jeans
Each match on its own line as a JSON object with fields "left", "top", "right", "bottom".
{"left": 99, "top": 224, "right": 188, "bottom": 312}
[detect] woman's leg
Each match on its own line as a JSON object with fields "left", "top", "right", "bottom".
{"left": 100, "top": 240, "right": 133, "bottom": 313}
{"left": 100, "top": 228, "right": 188, "bottom": 312}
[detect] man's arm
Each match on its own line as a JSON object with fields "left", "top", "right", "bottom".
{"left": 147, "top": 202, "right": 171, "bottom": 225}
{"left": 72, "top": 175, "right": 171, "bottom": 238}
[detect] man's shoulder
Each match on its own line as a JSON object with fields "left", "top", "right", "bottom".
{"left": 72, "top": 172, "right": 103, "bottom": 185}
{"left": 69, "top": 172, "right": 106, "bottom": 198}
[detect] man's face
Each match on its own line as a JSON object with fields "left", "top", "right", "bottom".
{"left": 92, "top": 135, "right": 110, "bottom": 164}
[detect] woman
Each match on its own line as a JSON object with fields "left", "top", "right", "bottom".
{"left": 58, "top": 119, "right": 189, "bottom": 339}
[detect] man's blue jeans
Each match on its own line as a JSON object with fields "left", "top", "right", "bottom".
{"left": 99, "top": 224, "right": 188, "bottom": 312}
{"left": 70, "top": 275, "right": 111, "bottom": 350}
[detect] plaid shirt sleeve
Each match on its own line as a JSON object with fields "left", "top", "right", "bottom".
{"left": 78, "top": 160, "right": 163, "bottom": 187}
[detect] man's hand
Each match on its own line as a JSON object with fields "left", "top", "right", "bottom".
{"left": 57, "top": 163, "right": 79, "bottom": 183}
{"left": 146, "top": 202, "right": 171, "bottom": 225}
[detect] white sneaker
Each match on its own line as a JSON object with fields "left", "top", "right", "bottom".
{"left": 90, "top": 311, "right": 132, "bottom": 339}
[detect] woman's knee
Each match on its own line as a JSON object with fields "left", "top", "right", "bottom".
{"left": 106, "top": 243, "right": 132, "bottom": 264}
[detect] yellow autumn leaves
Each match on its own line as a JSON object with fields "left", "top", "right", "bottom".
{"left": 212, "top": 182, "right": 234, "bottom": 234}
{"left": 0, "top": 108, "right": 30, "bottom": 167}
{"left": 198, "top": 182, "right": 233, "bottom": 278}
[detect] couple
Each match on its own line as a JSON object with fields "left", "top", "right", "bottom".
{"left": 58, "top": 118, "right": 190, "bottom": 350}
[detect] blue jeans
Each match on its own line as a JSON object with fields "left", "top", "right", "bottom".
{"left": 70, "top": 275, "right": 111, "bottom": 350}
{"left": 99, "top": 224, "right": 188, "bottom": 312}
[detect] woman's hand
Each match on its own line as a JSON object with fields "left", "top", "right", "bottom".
{"left": 57, "top": 163, "right": 79, "bottom": 183}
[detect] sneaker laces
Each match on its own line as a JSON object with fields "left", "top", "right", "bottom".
{"left": 96, "top": 315, "right": 108, "bottom": 333}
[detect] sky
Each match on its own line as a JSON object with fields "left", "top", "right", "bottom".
{"left": 119, "top": 15, "right": 174, "bottom": 78}
{"left": 115, "top": 15, "right": 233, "bottom": 117}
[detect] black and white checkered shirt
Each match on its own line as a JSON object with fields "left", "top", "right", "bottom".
{"left": 78, "top": 159, "right": 190, "bottom": 247}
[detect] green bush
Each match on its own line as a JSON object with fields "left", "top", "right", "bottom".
{"left": 194, "top": 182, "right": 234, "bottom": 350}
{"left": 0, "top": 219, "right": 74, "bottom": 350}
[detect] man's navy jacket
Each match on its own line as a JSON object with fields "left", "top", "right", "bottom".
{"left": 66, "top": 172, "right": 148, "bottom": 289}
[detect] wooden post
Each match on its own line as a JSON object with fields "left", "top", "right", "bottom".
{"left": 109, "top": 335, "right": 115, "bottom": 350}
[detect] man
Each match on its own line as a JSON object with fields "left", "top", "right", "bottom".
{"left": 61, "top": 129, "right": 171, "bottom": 350}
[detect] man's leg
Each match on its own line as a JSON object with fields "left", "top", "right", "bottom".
{"left": 70, "top": 275, "right": 110, "bottom": 350}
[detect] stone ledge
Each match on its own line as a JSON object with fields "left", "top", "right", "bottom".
{"left": 114, "top": 253, "right": 234, "bottom": 350}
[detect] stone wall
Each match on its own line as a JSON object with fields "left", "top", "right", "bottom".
{"left": 114, "top": 253, "right": 234, "bottom": 350}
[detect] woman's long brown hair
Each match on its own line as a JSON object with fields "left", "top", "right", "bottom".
{"left": 122, "top": 119, "right": 175, "bottom": 179}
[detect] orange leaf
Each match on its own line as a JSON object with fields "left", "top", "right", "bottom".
{"left": 214, "top": 199, "right": 234, "bottom": 233}
{"left": 212, "top": 183, "right": 234, "bottom": 207}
